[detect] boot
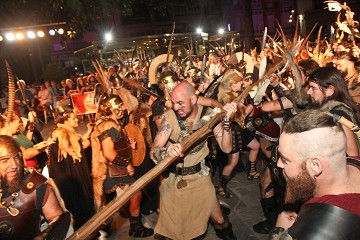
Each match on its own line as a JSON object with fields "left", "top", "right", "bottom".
{"left": 219, "top": 199, "right": 231, "bottom": 216}
{"left": 217, "top": 175, "right": 232, "bottom": 198}
{"left": 212, "top": 215, "right": 237, "bottom": 240}
{"left": 247, "top": 161, "right": 261, "bottom": 180}
{"left": 129, "top": 215, "right": 154, "bottom": 238}
{"left": 253, "top": 197, "right": 278, "bottom": 234}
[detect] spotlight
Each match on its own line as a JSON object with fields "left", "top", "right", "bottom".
{"left": 218, "top": 28, "right": 225, "bottom": 34}
{"left": 58, "top": 28, "right": 64, "bottom": 34}
{"left": 15, "top": 32, "right": 24, "bottom": 40}
{"left": 196, "top": 27, "right": 202, "bottom": 34}
{"left": 105, "top": 32, "right": 112, "bottom": 41}
{"left": 327, "top": 2, "right": 342, "bottom": 11}
{"left": 27, "top": 31, "right": 36, "bottom": 39}
{"left": 0, "top": 36, "right": 3, "bottom": 41}
{"left": 5, "top": 32, "right": 15, "bottom": 41}
{"left": 37, "top": 30, "right": 45, "bottom": 37}
{"left": 49, "top": 29, "right": 56, "bottom": 35}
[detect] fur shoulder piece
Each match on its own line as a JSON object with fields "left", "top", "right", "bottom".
{"left": 51, "top": 124, "right": 82, "bottom": 163}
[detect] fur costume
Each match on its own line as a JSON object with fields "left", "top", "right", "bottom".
{"left": 51, "top": 124, "right": 82, "bottom": 163}
{"left": 90, "top": 118, "right": 121, "bottom": 210}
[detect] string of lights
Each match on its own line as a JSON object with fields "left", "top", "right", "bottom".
{"left": 0, "top": 22, "right": 69, "bottom": 42}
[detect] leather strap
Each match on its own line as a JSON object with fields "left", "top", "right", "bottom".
{"left": 174, "top": 162, "right": 202, "bottom": 176}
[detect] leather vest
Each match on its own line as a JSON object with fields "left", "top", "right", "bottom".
{"left": 289, "top": 203, "right": 360, "bottom": 240}
{"left": 0, "top": 171, "right": 47, "bottom": 240}
{"left": 108, "top": 128, "right": 132, "bottom": 178}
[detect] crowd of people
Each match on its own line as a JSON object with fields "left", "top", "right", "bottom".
{"left": 1, "top": 3, "right": 360, "bottom": 239}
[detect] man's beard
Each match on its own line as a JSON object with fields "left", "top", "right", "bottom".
{"left": 177, "top": 105, "right": 193, "bottom": 121}
{"left": 1, "top": 163, "right": 24, "bottom": 194}
{"left": 307, "top": 95, "right": 325, "bottom": 109}
{"left": 284, "top": 163, "right": 316, "bottom": 203}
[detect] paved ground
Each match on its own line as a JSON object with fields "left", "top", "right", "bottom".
{"left": 41, "top": 119, "right": 268, "bottom": 240}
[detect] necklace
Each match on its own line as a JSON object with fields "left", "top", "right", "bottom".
{"left": 0, "top": 189, "right": 20, "bottom": 217}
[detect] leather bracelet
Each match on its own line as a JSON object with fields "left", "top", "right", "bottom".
{"left": 223, "top": 118, "right": 231, "bottom": 132}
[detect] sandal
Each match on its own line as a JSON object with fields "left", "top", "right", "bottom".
{"left": 247, "top": 161, "right": 261, "bottom": 180}
{"left": 217, "top": 186, "right": 233, "bottom": 198}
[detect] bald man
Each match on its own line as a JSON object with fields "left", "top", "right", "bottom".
{"left": 150, "top": 82, "right": 237, "bottom": 240}
{"left": 269, "top": 109, "right": 360, "bottom": 240}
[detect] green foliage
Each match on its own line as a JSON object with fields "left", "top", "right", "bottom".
{"left": 42, "top": 62, "right": 67, "bottom": 83}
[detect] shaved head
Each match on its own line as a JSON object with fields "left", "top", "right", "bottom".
{"left": 172, "top": 81, "right": 196, "bottom": 97}
{"left": 171, "top": 81, "right": 197, "bottom": 119}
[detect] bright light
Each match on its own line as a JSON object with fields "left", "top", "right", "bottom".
{"left": 5, "top": 32, "right": 15, "bottom": 41}
{"left": 27, "top": 31, "right": 36, "bottom": 39}
{"left": 196, "top": 27, "right": 202, "bottom": 34}
{"left": 15, "top": 32, "right": 24, "bottom": 40}
{"left": 0, "top": 36, "right": 3, "bottom": 41}
{"left": 289, "top": 19, "right": 293, "bottom": 23}
{"left": 49, "top": 29, "right": 56, "bottom": 35}
{"left": 105, "top": 32, "right": 112, "bottom": 41}
{"left": 218, "top": 28, "right": 225, "bottom": 34}
{"left": 37, "top": 30, "right": 45, "bottom": 37}
{"left": 327, "top": 2, "right": 342, "bottom": 11}
{"left": 58, "top": 28, "right": 64, "bottom": 34}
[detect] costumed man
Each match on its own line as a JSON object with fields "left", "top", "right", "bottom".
{"left": 90, "top": 93, "right": 153, "bottom": 238}
{"left": 268, "top": 109, "right": 360, "bottom": 240}
{"left": 150, "top": 82, "right": 237, "bottom": 240}
{"left": 14, "top": 80, "right": 34, "bottom": 118}
{"left": 0, "top": 135, "right": 70, "bottom": 240}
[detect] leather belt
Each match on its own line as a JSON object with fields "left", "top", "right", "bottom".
{"left": 175, "top": 162, "right": 202, "bottom": 176}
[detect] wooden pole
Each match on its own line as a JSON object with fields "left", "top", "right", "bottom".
{"left": 67, "top": 112, "right": 224, "bottom": 239}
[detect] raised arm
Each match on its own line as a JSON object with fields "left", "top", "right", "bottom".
{"left": 150, "top": 117, "right": 172, "bottom": 163}
{"left": 213, "top": 102, "right": 237, "bottom": 153}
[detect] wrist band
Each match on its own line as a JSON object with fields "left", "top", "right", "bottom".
{"left": 223, "top": 118, "right": 231, "bottom": 132}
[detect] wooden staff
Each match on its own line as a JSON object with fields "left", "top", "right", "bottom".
{"left": 69, "top": 57, "right": 287, "bottom": 239}
{"left": 67, "top": 111, "right": 225, "bottom": 239}
{"left": 165, "top": 22, "right": 176, "bottom": 70}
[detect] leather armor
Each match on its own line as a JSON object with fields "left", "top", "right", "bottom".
{"left": 289, "top": 203, "right": 360, "bottom": 240}
{"left": 99, "top": 127, "right": 132, "bottom": 178}
{"left": 0, "top": 171, "right": 47, "bottom": 240}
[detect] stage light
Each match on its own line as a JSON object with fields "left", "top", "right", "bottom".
{"left": 327, "top": 2, "right": 342, "bottom": 11}
{"left": 105, "top": 32, "right": 112, "bottom": 41}
{"left": 27, "top": 31, "right": 36, "bottom": 39}
{"left": 15, "top": 32, "right": 24, "bottom": 40}
{"left": 58, "top": 28, "right": 64, "bottom": 34}
{"left": 196, "top": 27, "right": 202, "bottom": 34}
{"left": 0, "top": 36, "right": 3, "bottom": 41}
{"left": 37, "top": 30, "right": 45, "bottom": 37}
{"left": 218, "top": 28, "right": 225, "bottom": 34}
{"left": 5, "top": 32, "right": 15, "bottom": 41}
{"left": 49, "top": 29, "right": 56, "bottom": 35}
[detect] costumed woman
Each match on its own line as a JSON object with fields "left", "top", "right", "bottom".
{"left": 48, "top": 107, "right": 94, "bottom": 230}
{"left": 216, "top": 68, "right": 261, "bottom": 198}
{"left": 0, "top": 110, "right": 49, "bottom": 170}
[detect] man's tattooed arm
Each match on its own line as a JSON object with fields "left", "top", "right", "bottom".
{"left": 150, "top": 117, "right": 171, "bottom": 163}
